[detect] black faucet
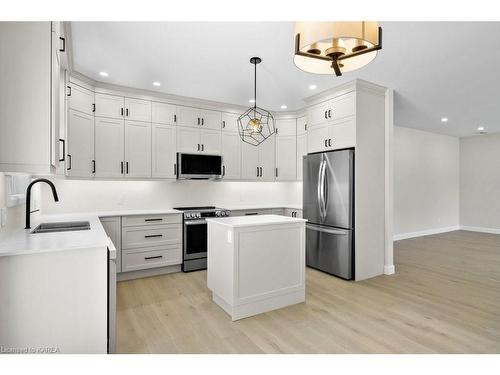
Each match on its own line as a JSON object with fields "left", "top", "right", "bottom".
{"left": 25, "top": 178, "right": 59, "bottom": 229}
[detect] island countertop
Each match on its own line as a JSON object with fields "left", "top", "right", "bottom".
{"left": 206, "top": 214, "right": 307, "bottom": 228}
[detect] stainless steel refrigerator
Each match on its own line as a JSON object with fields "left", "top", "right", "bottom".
{"left": 303, "top": 149, "right": 354, "bottom": 280}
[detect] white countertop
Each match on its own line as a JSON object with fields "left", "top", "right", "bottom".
{"left": 0, "top": 208, "right": 182, "bottom": 257}
{"left": 206, "top": 214, "right": 307, "bottom": 228}
{"left": 222, "top": 204, "right": 302, "bottom": 211}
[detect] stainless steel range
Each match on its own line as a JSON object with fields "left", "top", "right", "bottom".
{"left": 173, "top": 206, "right": 231, "bottom": 272}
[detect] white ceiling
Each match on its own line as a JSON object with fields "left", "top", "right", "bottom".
{"left": 71, "top": 21, "right": 500, "bottom": 137}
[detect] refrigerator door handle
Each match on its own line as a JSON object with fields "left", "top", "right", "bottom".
{"left": 306, "top": 223, "right": 348, "bottom": 236}
{"left": 319, "top": 160, "right": 327, "bottom": 219}
{"left": 317, "top": 159, "right": 324, "bottom": 219}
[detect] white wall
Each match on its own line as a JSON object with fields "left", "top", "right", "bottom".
{"left": 393, "top": 126, "right": 460, "bottom": 239}
{"left": 40, "top": 179, "right": 302, "bottom": 214}
{"left": 460, "top": 133, "right": 500, "bottom": 232}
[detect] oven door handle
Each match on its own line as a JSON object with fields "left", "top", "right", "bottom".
{"left": 184, "top": 219, "right": 207, "bottom": 225}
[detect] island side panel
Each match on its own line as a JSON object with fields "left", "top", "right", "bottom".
{"left": 207, "top": 222, "right": 235, "bottom": 306}
{"left": 234, "top": 223, "right": 305, "bottom": 307}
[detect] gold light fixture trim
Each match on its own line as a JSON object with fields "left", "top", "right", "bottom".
{"left": 294, "top": 22, "right": 382, "bottom": 76}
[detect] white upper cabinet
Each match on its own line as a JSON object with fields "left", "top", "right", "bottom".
{"left": 152, "top": 102, "right": 177, "bottom": 125}
{"left": 307, "top": 118, "right": 356, "bottom": 154}
{"left": 276, "top": 135, "right": 297, "bottom": 181}
{"left": 258, "top": 136, "right": 276, "bottom": 181}
{"left": 200, "top": 129, "right": 222, "bottom": 154}
{"left": 275, "top": 119, "right": 296, "bottom": 137}
{"left": 221, "top": 132, "right": 241, "bottom": 179}
{"left": 124, "top": 120, "right": 151, "bottom": 178}
{"left": 241, "top": 142, "right": 260, "bottom": 180}
{"left": 124, "top": 98, "right": 151, "bottom": 122}
{"left": 66, "top": 110, "right": 94, "bottom": 178}
{"left": 221, "top": 112, "right": 240, "bottom": 132}
{"left": 297, "top": 116, "right": 307, "bottom": 136}
{"left": 177, "top": 106, "right": 221, "bottom": 130}
{"left": 152, "top": 124, "right": 177, "bottom": 179}
{"left": 176, "top": 126, "right": 200, "bottom": 153}
{"left": 95, "top": 93, "right": 125, "bottom": 120}
{"left": 94, "top": 117, "right": 125, "bottom": 178}
{"left": 68, "top": 84, "right": 94, "bottom": 115}
{"left": 200, "top": 109, "right": 222, "bottom": 130}
{"left": 296, "top": 134, "right": 307, "bottom": 181}
{"left": 307, "top": 92, "right": 355, "bottom": 126}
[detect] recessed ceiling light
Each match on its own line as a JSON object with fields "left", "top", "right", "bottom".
{"left": 477, "top": 126, "right": 486, "bottom": 133}
{"left": 152, "top": 81, "right": 161, "bottom": 87}
{"left": 281, "top": 105, "right": 287, "bottom": 109}
{"left": 249, "top": 99, "right": 255, "bottom": 103}
{"left": 441, "top": 117, "right": 448, "bottom": 123}
{"left": 309, "top": 84, "right": 317, "bottom": 90}
{"left": 99, "top": 71, "right": 109, "bottom": 77}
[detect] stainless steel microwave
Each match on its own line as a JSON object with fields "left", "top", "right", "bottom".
{"left": 176, "top": 153, "right": 223, "bottom": 180}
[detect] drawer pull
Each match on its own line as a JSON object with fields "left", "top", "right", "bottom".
{"left": 245, "top": 213, "right": 258, "bottom": 216}
{"left": 144, "top": 255, "right": 163, "bottom": 260}
{"left": 144, "top": 234, "right": 163, "bottom": 238}
{"left": 144, "top": 218, "right": 163, "bottom": 222}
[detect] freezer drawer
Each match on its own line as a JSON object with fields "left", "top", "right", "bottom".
{"left": 306, "top": 223, "right": 354, "bottom": 280}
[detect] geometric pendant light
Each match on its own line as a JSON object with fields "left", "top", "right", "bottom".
{"left": 294, "top": 22, "right": 382, "bottom": 76}
{"left": 238, "top": 57, "right": 275, "bottom": 146}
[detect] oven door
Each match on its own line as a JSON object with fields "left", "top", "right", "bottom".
{"left": 183, "top": 219, "right": 208, "bottom": 260}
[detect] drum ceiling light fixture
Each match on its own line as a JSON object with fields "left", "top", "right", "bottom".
{"left": 238, "top": 57, "right": 275, "bottom": 146}
{"left": 294, "top": 22, "right": 382, "bottom": 76}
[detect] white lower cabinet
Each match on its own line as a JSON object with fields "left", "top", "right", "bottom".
{"left": 152, "top": 124, "right": 177, "bottom": 178}
{"left": 120, "top": 213, "right": 182, "bottom": 273}
{"left": 221, "top": 132, "right": 241, "bottom": 179}
{"left": 66, "top": 109, "right": 95, "bottom": 177}
{"left": 94, "top": 117, "right": 125, "bottom": 178}
{"left": 276, "top": 135, "right": 297, "bottom": 181}
{"left": 100, "top": 216, "right": 122, "bottom": 273}
{"left": 124, "top": 120, "right": 151, "bottom": 178}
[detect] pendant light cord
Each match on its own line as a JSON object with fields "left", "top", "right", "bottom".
{"left": 253, "top": 61, "right": 257, "bottom": 109}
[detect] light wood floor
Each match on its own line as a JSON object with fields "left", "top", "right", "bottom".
{"left": 116, "top": 230, "right": 500, "bottom": 353}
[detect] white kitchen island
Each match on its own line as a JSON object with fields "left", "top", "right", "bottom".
{"left": 206, "top": 214, "right": 307, "bottom": 321}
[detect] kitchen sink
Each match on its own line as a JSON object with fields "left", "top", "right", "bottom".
{"left": 31, "top": 221, "right": 91, "bottom": 234}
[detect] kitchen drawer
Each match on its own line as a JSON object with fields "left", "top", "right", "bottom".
{"left": 122, "top": 224, "right": 181, "bottom": 249}
{"left": 122, "top": 214, "right": 181, "bottom": 227}
{"left": 122, "top": 245, "right": 182, "bottom": 272}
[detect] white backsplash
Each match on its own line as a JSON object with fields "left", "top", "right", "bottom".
{"left": 40, "top": 178, "right": 302, "bottom": 214}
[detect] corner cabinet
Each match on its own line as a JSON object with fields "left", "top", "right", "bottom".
{"left": 66, "top": 109, "right": 95, "bottom": 177}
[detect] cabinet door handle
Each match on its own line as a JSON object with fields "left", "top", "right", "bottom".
{"left": 201, "top": 118, "right": 204, "bottom": 126}
{"left": 144, "top": 234, "right": 163, "bottom": 238}
{"left": 328, "top": 109, "right": 332, "bottom": 118}
{"left": 67, "top": 154, "right": 72, "bottom": 170}
{"left": 275, "top": 167, "right": 278, "bottom": 178}
{"left": 92, "top": 103, "right": 96, "bottom": 113}
{"left": 222, "top": 165, "right": 225, "bottom": 177}
{"left": 126, "top": 162, "right": 129, "bottom": 174}
{"left": 121, "top": 108, "right": 124, "bottom": 116}
{"left": 222, "top": 120, "right": 225, "bottom": 128}
{"left": 174, "top": 114, "right": 177, "bottom": 123}
{"left": 126, "top": 108, "right": 129, "bottom": 117}
{"left": 67, "top": 85, "right": 72, "bottom": 97}
{"left": 92, "top": 159, "right": 96, "bottom": 174}
{"left": 328, "top": 139, "right": 332, "bottom": 147}
{"left": 256, "top": 166, "right": 259, "bottom": 177}
{"left": 59, "top": 37, "right": 66, "bottom": 52}
{"left": 58, "top": 139, "right": 65, "bottom": 162}
{"left": 174, "top": 163, "right": 177, "bottom": 176}
{"left": 197, "top": 117, "right": 200, "bottom": 125}
{"left": 145, "top": 218, "right": 163, "bottom": 222}
{"left": 144, "top": 255, "right": 163, "bottom": 260}
{"left": 121, "top": 161, "right": 124, "bottom": 174}
{"left": 201, "top": 144, "right": 204, "bottom": 151}
{"left": 324, "top": 111, "right": 327, "bottom": 119}
{"left": 197, "top": 144, "right": 200, "bottom": 151}
{"left": 324, "top": 139, "right": 328, "bottom": 147}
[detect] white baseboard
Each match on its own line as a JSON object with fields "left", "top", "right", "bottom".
{"left": 459, "top": 226, "right": 500, "bottom": 234}
{"left": 393, "top": 226, "right": 460, "bottom": 241}
{"left": 383, "top": 265, "right": 395, "bottom": 275}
